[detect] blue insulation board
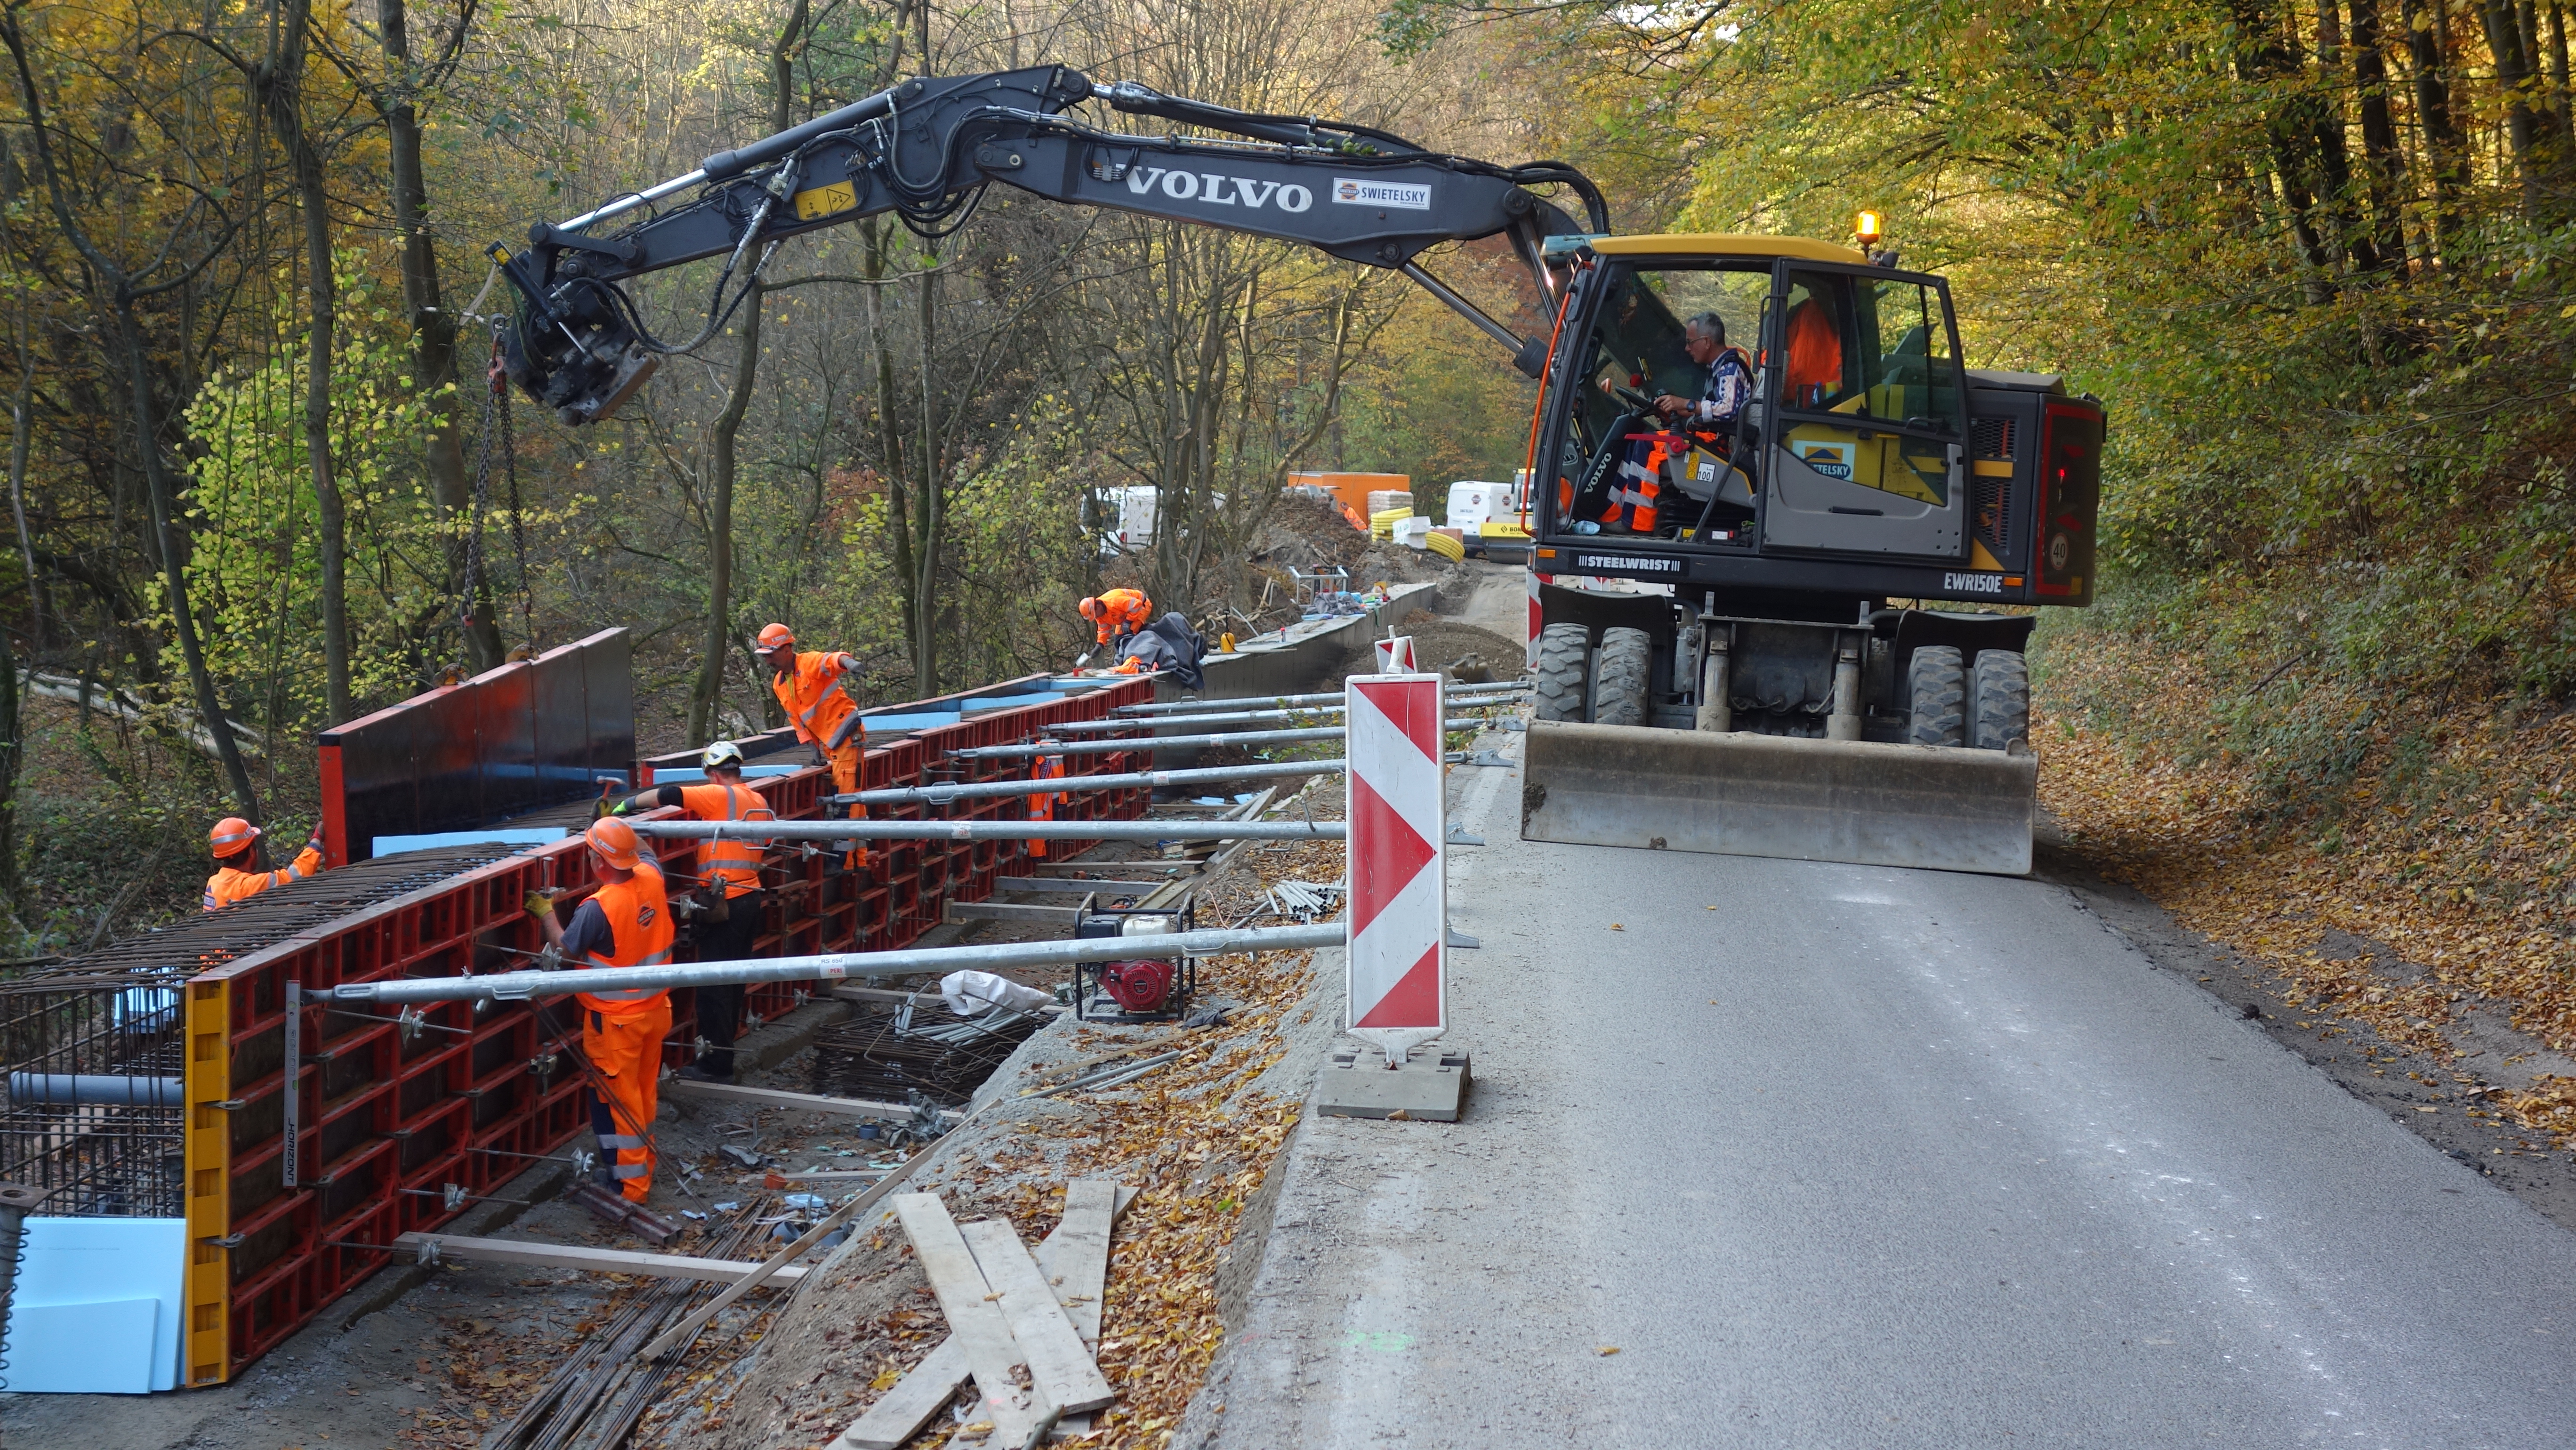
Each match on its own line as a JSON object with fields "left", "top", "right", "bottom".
{"left": 647, "top": 764, "right": 805, "bottom": 785}
{"left": 857, "top": 712, "right": 962, "bottom": 734}
{"left": 2, "top": 1217, "right": 185, "bottom": 1392}
{"left": 371, "top": 828, "right": 565, "bottom": 857}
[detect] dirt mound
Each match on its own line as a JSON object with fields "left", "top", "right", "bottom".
{"left": 1251, "top": 493, "right": 1454, "bottom": 589}
{"left": 1333, "top": 614, "right": 1523, "bottom": 686}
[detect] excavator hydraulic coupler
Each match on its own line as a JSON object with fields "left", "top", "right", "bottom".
{"left": 1519, "top": 721, "right": 2037, "bottom": 876}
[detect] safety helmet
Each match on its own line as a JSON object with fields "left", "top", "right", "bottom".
{"left": 701, "top": 740, "right": 746, "bottom": 771}
{"left": 585, "top": 817, "right": 644, "bottom": 870}
{"left": 1078, "top": 596, "right": 1101, "bottom": 619}
{"left": 755, "top": 622, "right": 796, "bottom": 651}
{"left": 209, "top": 816, "right": 262, "bottom": 858}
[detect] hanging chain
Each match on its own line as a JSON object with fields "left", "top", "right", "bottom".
{"left": 499, "top": 363, "right": 534, "bottom": 651}
{"left": 461, "top": 327, "right": 500, "bottom": 654}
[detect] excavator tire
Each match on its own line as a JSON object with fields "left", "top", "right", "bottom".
{"left": 1590, "top": 628, "right": 1652, "bottom": 727}
{"left": 1969, "top": 649, "right": 2030, "bottom": 751}
{"left": 1906, "top": 645, "right": 1966, "bottom": 747}
{"left": 1534, "top": 623, "right": 1591, "bottom": 723}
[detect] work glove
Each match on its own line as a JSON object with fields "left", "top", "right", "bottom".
{"left": 523, "top": 889, "right": 556, "bottom": 921}
{"left": 610, "top": 798, "right": 631, "bottom": 816}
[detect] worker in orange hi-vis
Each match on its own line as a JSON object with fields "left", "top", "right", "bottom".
{"left": 529, "top": 818, "right": 675, "bottom": 1205}
{"left": 1078, "top": 588, "right": 1153, "bottom": 648}
{"left": 203, "top": 817, "right": 326, "bottom": 911}
{"left": 753, "top": 623, "right": 869, "bottom": 868}
{"left": 1026, "top": 740, "right": 1071, "bottom": 858}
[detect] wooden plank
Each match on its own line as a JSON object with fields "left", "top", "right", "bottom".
{"left": 836, "top": 1185, "right": 1134, "bottom": 1450}
{"left": 1044, "top": 1180, "right": 1118, "bottom": 1347}
{"left": 990, "top": 877, "right": 1168, "bottom": 894}
{"left": 664, "top": 1076, "right": 957, "bottom": 1123}
{"left": 391, "top": 1232, "right": 807, "bottom": 1287}
{"left": 958, "top": 1217, "right": 1114, "bottom": 1416}
{"left": 943, "top": 899, "right": 1079, "bottom": 924}
{"left": 891, "top": 1193, "right": 1039, "bottom": 1446}
{"left": 833, "top": 1337, "right": 968, "bottom": 1450}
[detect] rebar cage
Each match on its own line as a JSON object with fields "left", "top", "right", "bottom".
{"left": 0, "top": 975, "right": 188, "bottom": 1217}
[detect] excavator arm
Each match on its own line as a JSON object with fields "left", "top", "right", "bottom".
{"left": 490, "top": 64, "right": 1606, "bottom": 424}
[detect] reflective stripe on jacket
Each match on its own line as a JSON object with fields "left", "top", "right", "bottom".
{"left": 679, "top": 782, "right": 773, "bottom": 898}
{"left": 770, "top": 650, "right": 860, "bottom": 749}
{"left": 580, "top": 862, "right": 676, "bottom": 1014}
{"left": 203, "top": 841, "right": 324, "bottom": 911}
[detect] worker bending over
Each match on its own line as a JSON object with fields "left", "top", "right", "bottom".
{"left": 1079, "top": 588, "right": 1153, "bottom": 647}
{"left": 203, "top": 817, "right": 326, "bottom": 911}
{"left": 529, "top": 818, "right": 675, "bottom": 1204}
{"left": 754, "top": 623, "right": 869, "bottom": 867}
{"left": 612, "top": 740, "right": 774, "bottom": 1081}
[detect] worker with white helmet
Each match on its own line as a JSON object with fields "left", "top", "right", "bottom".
{"left": 609, "top": 740, "right": 775, "bottom": 1080}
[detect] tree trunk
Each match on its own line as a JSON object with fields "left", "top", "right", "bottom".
{"left": 2403, "top": 0, "right": 2468, "bottom": 255}
{"left": 0, "top": 609, "right": 20, "bottom": 923}
{"left": 2230, "top": 0, "right": 2335, "bottom": 283}
{"left": 2312, "top": 2, "right": 2382, "bottom": 273}
{"left": 690, "top": 285, "right": 762, "bottom": 743}
{"left": 377, "top": 0, "right": 501, "bottom": 670}
{"left": 0, "top": 9, "right": 263, "bottom": 819}
{"left": 2552, "top": 3, "right": 2575, "bottom": 147}
{"left": 2483, "top": 1, "right": 2544, "bottom": 211}
{"left": 2349, "top": 0, "right": 2412, "bottom": 266}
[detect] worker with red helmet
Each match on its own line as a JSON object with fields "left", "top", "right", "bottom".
{"left": 610, "top": 739, "right": 774, "bottom": 1081}
{"left": 528, "top": 818, "right": 675, "bottom": 1204}
{"left": 202, "top": 817, "right": 326, "bottom": 911}
{"left": 752, "top": 622, "right": 869, "bottom": 867}
{"left": 1079, "top": 588, "right": 1153, "bottom": 648}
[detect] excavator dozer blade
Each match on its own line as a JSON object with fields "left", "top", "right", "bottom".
{"left": 1520, "top": 721, "right": 2037, "bottom": 876}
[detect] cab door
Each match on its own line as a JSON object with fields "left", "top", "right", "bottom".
{"left": 1756, "top": 261, "right": 1970, "bottom": 560}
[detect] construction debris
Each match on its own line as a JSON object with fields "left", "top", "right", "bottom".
{"left": 812, "top": 1000, "right": 1048, "bottom": 1108}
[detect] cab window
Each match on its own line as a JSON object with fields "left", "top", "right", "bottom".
{"left": 1778, "top": 269, "right": 1962, "bottom": 433}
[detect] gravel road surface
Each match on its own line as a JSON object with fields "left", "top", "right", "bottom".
{"left": 1190, "top": 730, "right": 2576, "bottom": 1449}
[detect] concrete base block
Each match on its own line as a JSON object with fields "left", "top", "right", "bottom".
{"left": 1315, "top": 1048, "right": 1471, "bottom": 1122}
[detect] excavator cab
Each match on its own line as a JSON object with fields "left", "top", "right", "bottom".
{"left": 1520, "top": 234, "right": 2107, "bottom": 876}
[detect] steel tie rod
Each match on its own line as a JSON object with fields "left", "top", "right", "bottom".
{"left": 834, "top": 757, "right": 1337, "bottom": 807}
{"left": 1045, "top": 696, "right": 1525, "bottom": 732}
{"left": 1109, "top": 685, "right": 1528, "bottom": 716}
{"left": 949, "top": 720, "right": 1494, "bottom": 759}
{"left": 628, "top": 818, "right": 1344, "bottom": 843}
{"left": 325, "top": 922, "right": 1347, "bottom": 1006}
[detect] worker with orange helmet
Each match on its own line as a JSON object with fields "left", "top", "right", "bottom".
{"left": 1078, "top": 588, "right": 1153, "bottom": 648}
{"left": 752, "top": 622, "right": 869, "bottom": 867}
{"left": 528, "top": 818, "right": 676, "bottom": 1204}
{"left": 202, "top": 817, "right": 326, "bottom": 911}
{"left": 610, "top": 739, "right": 774, "bottom": 1081}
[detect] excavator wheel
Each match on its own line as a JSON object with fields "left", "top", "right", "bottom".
{"left": 1906, "top": 645, "right": 1966, "bottom": 747}
{"left": 1590, "top": 627, "right": 1652, "bottom": 727}
{"left": 1970, "top": 649, "right": 2030, "bottom": 750}
{"left": 1534, "top": 623, "right": 1591, "bottom": 723}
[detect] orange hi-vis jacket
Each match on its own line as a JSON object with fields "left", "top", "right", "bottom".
{"left": 678, "top": 782, "right": 773, "bottom": 898}
{"left": 204, "top": 840, "right": 323, "bottom": 911}
{"left": 1028, "top": 753, "right": 1070, "bottom": 858}
{"left": 577, "top": 862, "right": 676, "bottom": 1017}
{"left": 1091, "top": 588, "right": 1152, "bottom": 645}
{"left": 771, "top": 651, "right": 862, "bottom": 751}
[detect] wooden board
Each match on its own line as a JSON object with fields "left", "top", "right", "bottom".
{"left": 1043, "top": 1179, "right": 1118, "bottom": 1347}
{"left": 958, "top": 1217, "right": 1115, "bottom": 1415}
{"left": 890, "top": 1193, "right": 1038, "bottom": 1447}
{"left": 836, "top": 1184, "right": 1133, "bottom": 1450}
{"left": 391, "top": 1232, "right": 807, "bottom": 1287}
{"left": 665, "top": 1076, "right": 956, "bottom": 1123}
{"left": 942, "top": 900, "right": 1079, "bottom": 924}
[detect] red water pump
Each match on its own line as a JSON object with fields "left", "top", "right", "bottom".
{"left": 1097, "top": 959, "right": 1176, "bottom": 1013}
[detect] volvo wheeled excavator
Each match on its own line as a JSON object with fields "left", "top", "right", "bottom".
{"left": 489, "top": 65, "right": 2105, "bottom": 876}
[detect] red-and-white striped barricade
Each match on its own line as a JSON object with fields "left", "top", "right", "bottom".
{"left": 1373, "top": 635, "right": 1416, "bottom": 673}
{"left": 1344, "top": 673, "right": 1445, "bottom": 1067}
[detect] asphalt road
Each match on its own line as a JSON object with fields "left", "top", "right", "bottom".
{"left": 1190, "top": 736, "right": 2576, "bottom": 1450}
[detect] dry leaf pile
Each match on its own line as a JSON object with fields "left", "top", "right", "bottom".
{"left": 2038, "top": 631, "right": 2576, "bottom": 1143}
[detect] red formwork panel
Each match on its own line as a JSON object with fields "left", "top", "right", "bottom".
{"left": 186, "top": 673, "right": 1158, "bottom": 1384}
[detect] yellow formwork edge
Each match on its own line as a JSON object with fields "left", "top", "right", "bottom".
{"left": 182, "top": 975, "right": 233, "bottom": 1386}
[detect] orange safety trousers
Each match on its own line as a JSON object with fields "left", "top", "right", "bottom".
{"left": 584, "top": 995, "right": 671, "bottom": 1202}
{"left": 828, "top": 738, "right": 871, "bottom": 870}
{"left": 1028, "top": 754, "right": 1068, "bottom": 858}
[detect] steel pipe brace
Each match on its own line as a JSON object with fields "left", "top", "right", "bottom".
{"left": 628, "top": 818, "right": 1343, "bottom": 843}
{"left": 328, "top": 922, "right": 1347, "bottom": 1005}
